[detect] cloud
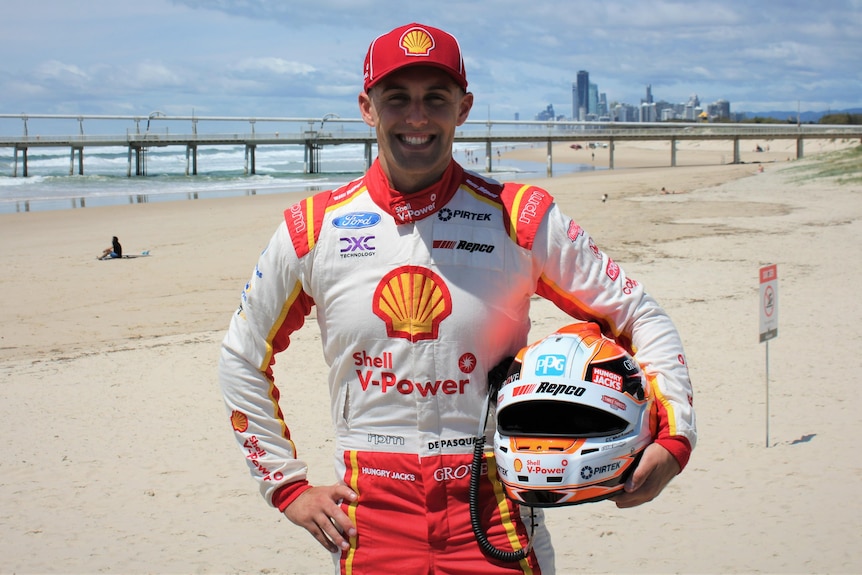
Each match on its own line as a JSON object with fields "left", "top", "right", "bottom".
{"left": 35, "top": 60, "right": 89, "bottom": 80}
{"left": 0, "top": 0, "right": 859, "bottom": 121}
{"left": 232, "top": 57, "right": 316, "bottom": 76}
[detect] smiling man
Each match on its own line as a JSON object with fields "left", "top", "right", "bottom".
{"left": 219, "top": 22, "right": 696, "bottom": 575}
{"left": 359, "top": 33, "right": 472, "bottom": 193}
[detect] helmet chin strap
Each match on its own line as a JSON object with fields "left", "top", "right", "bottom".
{"left": 469, "top": 358, "right": 535, "bottom": 563}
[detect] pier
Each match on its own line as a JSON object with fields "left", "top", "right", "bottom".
{"left": 2, "top": 113, "right": 860, "bottom": 178}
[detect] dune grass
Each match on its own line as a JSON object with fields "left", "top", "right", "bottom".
{"left": 786, "top": 142, "right": 862, "bottom": 184}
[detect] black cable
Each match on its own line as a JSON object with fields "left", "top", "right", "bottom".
{"left": 469, "top": 436, "right": 531, "bottom": 562}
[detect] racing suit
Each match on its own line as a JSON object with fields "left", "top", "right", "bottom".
{"left": 218, "top": 159, "right": 697, "bottom": 574}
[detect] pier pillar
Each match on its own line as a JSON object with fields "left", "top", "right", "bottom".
{"left": 245, "top": 144, "right": 256, "bottom": 175}
{"left": 305, "top": 141, "right": 320, "bottom": 174}
{"left": 14, "top": 146, "right": 28, "bottom": 177}
{"left": 609, "top": 138, "right": 615, "bottom": 170}
{"left": 186, "top": 145, "right": 198, "bottom": 176}
{"left": 69, "top": 147, "right": 84, "bottom": 175}
{"left": 547, "top": 139, "right": 553, "bottom": 177}
{"left": 796, "top": 137, "right": 804, "bottom": 159}
{"left": 733, "top": 138, "right": 741, "bottom": 164}
{"left": 670, "top": 138, "right": 677, "bottom": 167}
{"left": 130, "top": 145, "right": 145, "bottom": 176}
{"left": 485, "top": 140, "right": 492, "bottom": 172}
{"left": 364, "top": 141, "right": 373, "bottom": 171}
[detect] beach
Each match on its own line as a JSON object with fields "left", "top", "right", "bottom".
{"left": 1, "top": 139, "right": 860, "bottom": 574}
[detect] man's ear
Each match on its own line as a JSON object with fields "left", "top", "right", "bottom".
{"left": 358, "top": 91, "right": 376, "bottom": 127}
{"left": 457, "top": 91, "right": 474, "bottom": 126}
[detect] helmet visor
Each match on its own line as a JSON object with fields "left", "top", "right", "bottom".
{"left": 497, "top": 399, "right": 630, "bottom": 438}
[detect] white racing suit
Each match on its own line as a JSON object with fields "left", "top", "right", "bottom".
{"left": 219, "top": 159, "right": 697, "bottom": 574}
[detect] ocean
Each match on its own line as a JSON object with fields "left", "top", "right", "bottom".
{"left": 0, "top": 142, "right": 595, "bottom": 214}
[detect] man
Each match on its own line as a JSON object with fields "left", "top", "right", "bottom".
{"left": 99, "top": 236, "right": 122, "bottom": 260}
{"left": 219, "top": 22, "right": 696, "bottom": 574}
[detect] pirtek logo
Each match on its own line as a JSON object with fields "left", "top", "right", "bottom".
{"left": 581, "top": 461, "right": 622, "bottom": 480}
{"left": 437, "top": 207, "right": 492, "bottom": 222}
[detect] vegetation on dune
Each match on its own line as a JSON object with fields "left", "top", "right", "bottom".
{"left": 786, "top": 142, "right": 862, "bottom": 184}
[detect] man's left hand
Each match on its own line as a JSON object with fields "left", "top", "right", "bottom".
{"left": 611, "top": 443, "right": 680, "bottom": 508}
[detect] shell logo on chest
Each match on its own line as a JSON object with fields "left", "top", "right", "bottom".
{"left": 373, "top": 265, "right": 452, "bottom": 342}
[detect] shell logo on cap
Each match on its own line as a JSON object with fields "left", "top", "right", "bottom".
{"left": 373, "top": 265, "right": 452, "bottom": 342}
{"left": 400, "top": 27, "right": 435, "bottom": 56}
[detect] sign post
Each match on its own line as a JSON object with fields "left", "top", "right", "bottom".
{"left": 759, "top": 264, "right": 778, "bottom": 447}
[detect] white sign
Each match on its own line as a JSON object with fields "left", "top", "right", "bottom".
{"left": 759, "top": 264, "right": 778, "bottom": 342}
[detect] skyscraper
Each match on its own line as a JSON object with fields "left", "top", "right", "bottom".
{"left": 572, "top": 82, "right": 578, "bottom": 120}
{"left": 576, "top": 70, "right": 590, "bottom": 120}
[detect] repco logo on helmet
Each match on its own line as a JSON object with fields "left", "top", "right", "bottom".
{"left": 536, "top": 381, "right": 586, "bottom": 396}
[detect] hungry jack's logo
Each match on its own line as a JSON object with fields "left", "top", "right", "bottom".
{"left": 400, "top": 27, "right": 435, "bottom": 56}
{"left": 373, "top": 266, "right": 452, "bottom": 342}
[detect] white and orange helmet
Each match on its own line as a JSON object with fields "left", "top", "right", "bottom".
{"left": 493, "top": 323, "right": 657, "bottom": 507}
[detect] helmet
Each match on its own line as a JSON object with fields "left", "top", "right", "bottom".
{"left": 493, "top": 323, "right": 656, "bottom": 507}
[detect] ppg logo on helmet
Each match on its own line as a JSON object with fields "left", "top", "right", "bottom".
{"left": 535, "top": 354, "right": 566, "bottom": 376}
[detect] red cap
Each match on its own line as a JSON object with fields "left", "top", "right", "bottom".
{"left": 363, "top": 23, "right": 467, "bottom": 92}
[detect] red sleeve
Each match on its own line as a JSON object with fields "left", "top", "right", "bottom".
{"left": 284, "top": 189, "right": 331, "bottom": 257}
{"left": 273, "top": 480, "right": 314, "bottom": 512}
{"left": 499, "top": 183, "right": 555, "bottom": 249}
{"left": 656, "top": 436, "right": 692, "bottom": 471}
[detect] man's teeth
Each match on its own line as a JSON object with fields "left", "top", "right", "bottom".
{"left": 402, "top": 135, "right": 431, "bottom": 145}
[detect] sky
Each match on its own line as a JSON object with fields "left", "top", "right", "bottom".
{"left": 1, "top": 0, "right": 860, "bottom": 132}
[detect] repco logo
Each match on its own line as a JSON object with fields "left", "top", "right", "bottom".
{"left": 456, "top": 240, "right": 494, "bottom": 253}
{"left": 536, "top": 381, "right": 586, "bottom": 396}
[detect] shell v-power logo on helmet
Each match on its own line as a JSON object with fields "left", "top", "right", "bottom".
{"left": 400, "top": 27, "right": 435, "bottom": 56}
{"left": 373, "top": 266, "right": 452, "bottom": 342}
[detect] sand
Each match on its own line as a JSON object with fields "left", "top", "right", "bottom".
{"left": 1, "top": 138, "right": 860, "bottom": 574}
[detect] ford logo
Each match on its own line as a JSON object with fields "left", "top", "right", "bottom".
{"left": 332, "top": 212, "right": 381, "bottom": 229}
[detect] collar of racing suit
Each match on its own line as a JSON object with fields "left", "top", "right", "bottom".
{"left": 365, "top": 158, "right": 464, "bottom": 225}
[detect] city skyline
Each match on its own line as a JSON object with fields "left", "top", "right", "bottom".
{"left": 1, "top": 0, "right": 859, "bottom": 127}
{"left": 561, "top": 72, "right": 735, "bottom": 123}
